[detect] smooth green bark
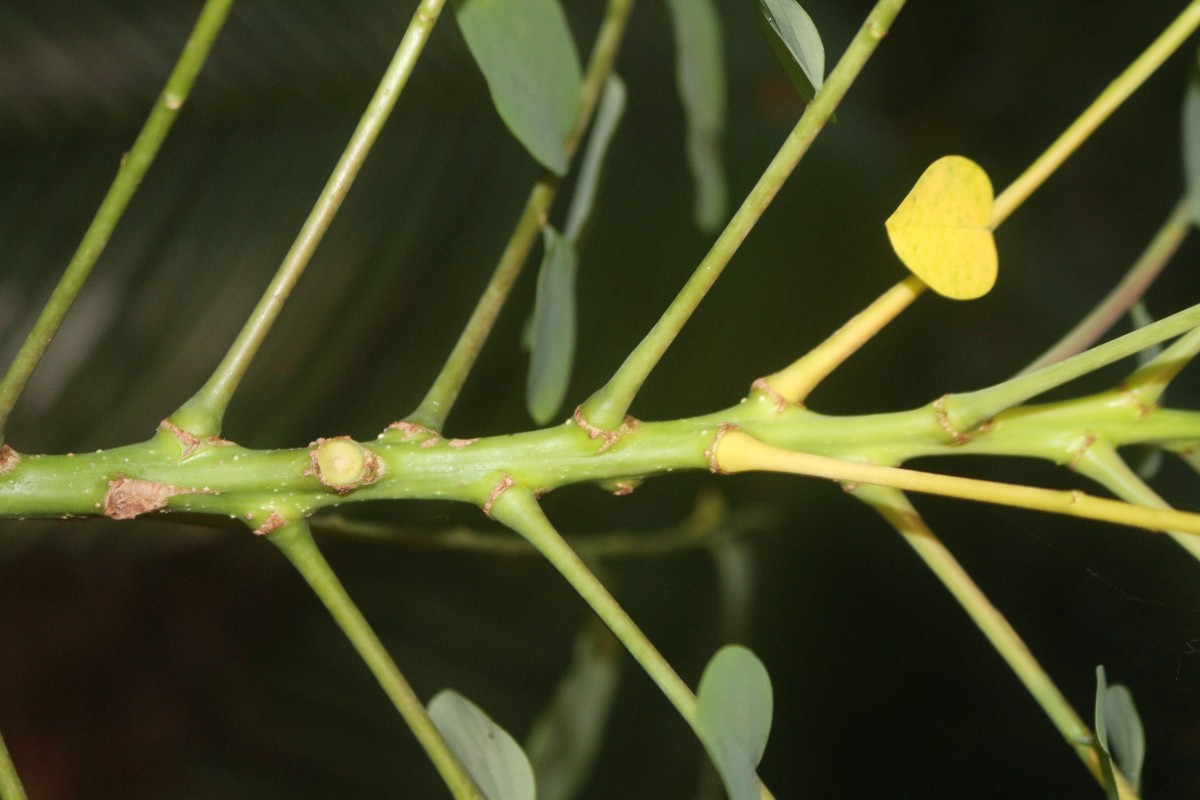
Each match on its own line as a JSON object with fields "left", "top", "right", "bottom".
{"left": 5, "top": 383, "right": 1200, "bottom": 524}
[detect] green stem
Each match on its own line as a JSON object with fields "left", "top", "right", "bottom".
{"left": 990, "top": 2, "right": 1200, "bottom": 228}
{"left": 857, "top": 486, "right": 1139, "bottom": 799}
{"left": 579, "top": 0, "right": 908, "bottom": 431}
{"left": 762, "top": 276, "right": 926, "bottom": 404}
{"left": 406, "top": 0, "right": 635, "bottom": 432}
{"left": 498, "top": 487, "right": 784, "bottom": 799}
{"left": 0, "top": 0, "right": 235, "bottom": 441}
{"left": 1020, "top": 197, "right": 1190, "bottom": 374}
{"left": 716, "top": 429, "right": 1200, "bottom": 535}
{"left": 1073, "top": 441, "right": 1200, "bottom": 563}
{"left": 270, "top": 520, "right": 481, "bottom": 800}
{"left": 0, "top": 724, "right": 27, "bottom": 800}
{"left": 171, "top": 0, "right": 448, "bottom": 437}
{"left": 489, "top": 486, "right": 698, "bottom": 721}
{"left": 1125, "top": 321, "right": 1200, "bottom": 406}
{"left": 489, "top": 485, "right": 780, "bottom": 800}
{"left": 943, "top": 301, "right": 1200, "bottom": 431}
{"left": 6, "top": 384, "right": 1200, "bottom": 521}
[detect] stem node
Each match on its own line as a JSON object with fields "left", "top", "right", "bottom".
{"left": 308, "top": 437, "right": 382, "bottom": 494}
{"left": 483, "top": 473, "right": 516, "bottom": 519}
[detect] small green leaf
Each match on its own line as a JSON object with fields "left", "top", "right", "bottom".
{"left": 453, "top": 0, "right": 582, "bottom": 175}
{"left": 524, "top": 77, "right": 622, "bottom": 422}
{"left": 1095, "top": 665, "right": 1146, "bottom": 793}
{"left": 756, "top": 0, "right": 825, "bottom": 102}
{"left": 525, "top": 620, "right": 622, "bottom": 800}
{"left": 526, "top": 227, "right": 577, "bottom": 424}
{"left": 696, "top": 645, "right": 773, "bottom": 800}
{"left": 665, "top": 0, "right": 728, "bottom": 231}
{"left": 1093, "top": 666, "right": 1121, "bottom": 800}
{"left": 1182, "top": 59, "right": 1200, "bottom": 225}
{"left": 428, "top": 689, "right": 536, "bottom": 800}
{"left": 564, "top": 75, "right": 626, "bottom": 243}
{"left": 1103, "top": 685, "right": 1146, "bottom": 792}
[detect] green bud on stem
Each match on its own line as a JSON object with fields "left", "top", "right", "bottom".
{"left": 309, "top": 437, "right": 381, "bottom": 493}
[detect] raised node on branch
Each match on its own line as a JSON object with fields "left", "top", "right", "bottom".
{"left": 483, "top": 473, "right": 517, "bottom": 519}
{"left": 307, "top": 437, "right": 382, "bottom": 494}
{"left": 571, "top": 406, "right": 640, "bottom": 452}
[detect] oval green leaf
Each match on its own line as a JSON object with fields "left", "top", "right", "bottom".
{"left": 428, "top": 689, "right": 536, "bottom": 800}
{"left": 453, "top": 0, "right": 582, "bottom": 175}
{"left": 1094, "top": 665, "right": 1145, "bottom": 793}
{"left": 696, "top": 644, "right": 773, "bottom": 800}
{"left": 665, "top": 0, "right": 728, "bottom": 231}
{"left": 526, "top": 227, "right": 577, "bottom": 424}
{"left": 1093, "top": 666, "right": 1120, "bottom": 799}
{"left": 757, "top": 0, "right": 825, "bottom": 102}
{"left": 564, "top": 75, "right": 626, "bottom": 242}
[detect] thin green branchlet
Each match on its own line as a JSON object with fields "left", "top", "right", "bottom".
{"left": 487, "top": 486, "right": 782, "bottom": 800}
{"left": 170, "top": 0, "right": 449, "bottom": 438}
{"left": 989, "top": 0, "right": 1200, "bottom": 228}
{"left": 0, "top": 0, "right": 236, "bottom": 443}
{"left": 271, "top": 521, "right": 482, "bottom": 799}
{"left": 755, "top": 4, "right": 1200, "bottom": 420}
{"left": 1019, "top": 197, "right": 1191, "bottom": 375}
{"left": 405, "top": 0, "right": 635, "bottom": 433}
{"left": 579, "top": 0, "right": 908, "bottom": 432}
{"left": 0, "top": 3, "right": 236, "bottom": 792}
{"left": 943, "top": 302, "right": 1200, "bottom": 432}
{"left": 857, "top": 486, "right": 1138, "bottom": 798}
{"left": 1073, "top": 440, "right": 1200, "bottom": 562}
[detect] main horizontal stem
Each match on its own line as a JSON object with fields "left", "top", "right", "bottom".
{"left": 2, "top": 386, "right": 1199, "bottom": 524}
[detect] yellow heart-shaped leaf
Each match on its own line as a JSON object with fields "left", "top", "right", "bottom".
{"left": 885, "top": 155, "right": 997, "bottom": 300}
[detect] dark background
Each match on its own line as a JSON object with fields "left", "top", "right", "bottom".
{"left": 2, "top": 0, "right": 1200, "bottom": 797}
